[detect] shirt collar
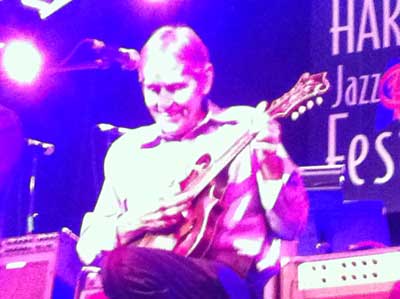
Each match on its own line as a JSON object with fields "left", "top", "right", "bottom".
{"left": 141, "top": 100, "right": 238, "bottom": 149}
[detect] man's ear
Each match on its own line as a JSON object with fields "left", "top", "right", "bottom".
{"left": 201, "top": 63, "right": 214, "bottom": 95}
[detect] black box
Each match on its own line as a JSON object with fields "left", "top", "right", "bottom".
{"left": 0, "top": 227, "right": 82, "bottom": 299}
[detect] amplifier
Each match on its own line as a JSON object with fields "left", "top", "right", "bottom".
{"left": 280, "top": 246, "right": 400, "bottom": 299}
{"left": 0, "top": 228, "right": 82, "bottom": 299}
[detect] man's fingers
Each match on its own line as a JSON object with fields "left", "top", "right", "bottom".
{"left": 255, "top": 100, "right": 268, "bottom": 113}
{"left": 141, "top": 213, "right": 183, "bottom": 231}
{"left": 254, "top": 120, "right": 281, "bottom": 143}
{"left": 159, "top": 195, "right": 192, "bottom": 210}
{"left": 142, "top": 203, "right": 188, "bottom": 223}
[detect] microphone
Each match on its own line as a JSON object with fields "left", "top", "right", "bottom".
{"left": 26, "top": 138, "right": 55, "bottom": 156}
{"left": 95, "top": 123, "right": 130, "bottom": 135}
{"left": 89, "top": 39, "right": 140, "bottom": 71}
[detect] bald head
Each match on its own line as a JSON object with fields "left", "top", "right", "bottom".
{"left": 139, "top": 25, "right": 212, "bottom": 85}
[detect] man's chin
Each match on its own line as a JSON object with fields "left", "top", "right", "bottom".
{"left": 159, "top": 123, "right": 184, "bottom": 140}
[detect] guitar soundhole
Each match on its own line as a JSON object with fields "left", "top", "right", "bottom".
{"left": 196, "top": 153, "right": 211, "bottom": 168}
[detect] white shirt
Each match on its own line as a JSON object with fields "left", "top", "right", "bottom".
{"left": 76, "top": 104, "right": 308, "bottom": 276}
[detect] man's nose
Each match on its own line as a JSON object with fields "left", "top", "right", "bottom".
{"left": 158, "top": 88, "right": 174, "bottom": 109}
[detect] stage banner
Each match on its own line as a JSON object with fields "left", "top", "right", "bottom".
{"left": 309, "top": 0, "right": 400, "bottom": 212}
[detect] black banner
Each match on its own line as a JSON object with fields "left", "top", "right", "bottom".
{"left": 310, "top": 0, "right": 400, "bottom": 212}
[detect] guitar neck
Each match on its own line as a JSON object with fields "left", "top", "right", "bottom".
{"left": 175, "top": 71, "right": 330, "bottom": 201}
{"left": 175, "top": 127, "right": 257, "bottom": 202}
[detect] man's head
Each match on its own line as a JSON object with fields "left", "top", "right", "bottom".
{"left": 139, "top": 25, "right": 214, "bottom": 139}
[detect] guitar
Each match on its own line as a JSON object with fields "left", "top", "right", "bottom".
{"left": 131, "top": 72, "right": 330, "bottom": 257}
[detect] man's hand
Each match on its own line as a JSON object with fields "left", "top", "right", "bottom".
{"left": 140, "top": 193, "right": 192, "bottom": 225}
{"left": 116, "top": 193, "right": 192, "bottom": 245}
{"left": 251, "top": 101, "right": 284, "bottom": 180}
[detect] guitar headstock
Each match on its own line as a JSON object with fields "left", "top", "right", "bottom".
{"left": 266, "top": 72, "right": 330, "bottom": 121}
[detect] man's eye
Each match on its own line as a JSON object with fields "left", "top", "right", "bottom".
{"left": 167, "top": 83, "right": 186, "bottom": 93}
{"left": 147, "top": 86, "right": 160, "bottom": 93}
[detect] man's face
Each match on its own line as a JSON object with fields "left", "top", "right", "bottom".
{"left": 141, "top": 54, "right": 207, "bottom": 139}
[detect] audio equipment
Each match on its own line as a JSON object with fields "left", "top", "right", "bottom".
{"left": 280, "top": 246, "right": 400, "bottom": 299}
{"left": 0, "top": 228, "right": 81, "bottom": 299}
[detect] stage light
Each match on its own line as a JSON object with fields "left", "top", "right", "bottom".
{"left": 21, "top": 0, "right": 73, "bottom": 19}
{"left": 1, "top": 40, "right": 43, "bottom": 84}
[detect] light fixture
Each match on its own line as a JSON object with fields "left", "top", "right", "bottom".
{"left": 1, "top": 40, "right": 44, "bottom": 84}
{"left": 21, "top": 0, "right": 73, "bottom": 19}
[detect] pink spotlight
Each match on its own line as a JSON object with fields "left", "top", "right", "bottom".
{"left": 2, "top": 40, "right": 43, "bottom": 84}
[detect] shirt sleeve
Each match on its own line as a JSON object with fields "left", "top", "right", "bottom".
{"left": 76, "top": 145, "right": 121, "bottom": 265}
{"left": 255, "top": 144, "right": 309, "bottom": 241}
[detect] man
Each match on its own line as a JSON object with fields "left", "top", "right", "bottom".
{"left": 76, "top": 25, "right": 308, "bottom": 299}
{"left": 0, "top": 104, "right": 23, "bottom": 238}
{"left": 0, "top": 105, "right": 22, "bottom": 188}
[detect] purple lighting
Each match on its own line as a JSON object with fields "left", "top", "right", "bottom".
{"left": 1, "top": 40, "right": 43, "bottom": 84}
{"left": 144, "top": 0, "right": 182, "bottom": 7}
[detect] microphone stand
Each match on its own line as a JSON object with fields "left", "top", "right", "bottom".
{"left": 26, "top": 153, "right": 38, "bottom": 234}
{"left": 47, "top": 61, "right": 108, "bottom": 75}
{"left": 25, "top": 139, "right": 55, "bottom": 234}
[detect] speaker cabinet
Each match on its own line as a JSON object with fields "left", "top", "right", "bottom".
{"left": 280, "top": 246, "right": 400, "bottom": 299}
{"left": 0, "top": 228, "right": 82, "bottom": 299}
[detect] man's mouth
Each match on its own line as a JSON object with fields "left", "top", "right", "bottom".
{"left": 158, "top": 108, "right": 187, "bottom": 121}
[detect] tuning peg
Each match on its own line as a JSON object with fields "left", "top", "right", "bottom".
{"left": 316, "top": 96, "right": 323, "bottom": 105}
{"left": 291, "top": 111, "right": 299, "bottom": 121}
{"left": 306, "top": 100, "right": 314, "bottom": 109}
{"left": 298, "top": 105, "right": 307, "bottom": 114}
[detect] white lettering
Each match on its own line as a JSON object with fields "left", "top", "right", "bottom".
{"left": 357, "top": 0, "right": 381, "bottom": 52}
{"left": 331, "top": 0, "right": 355, "bottom": 55}
{"left": 345, "top": 76, "right": 358, "bottom": 106}
{"left": 325, "top": 116, "right": 397, "bottom": 187}
{"left": 383, "top": 0, "right": 400, "bottom": 48}
{"left": 326, "top": 112, "right": 349, "bottom": 165}
{"left": 374, "top": 131, "right": 395, "bottom": 184}
{"left": 332, "top": 64, "right": 344, "bottom": 108}
{"left": 333, "top": 64, "right": 382, "bottom": 109}
{"left": 359, "top": 75, "right": 369, "bottom": 105}
{"left": 331, "top": 0, "right": 400, "bottom": 55}
{"left": 348, "top": 134, "right": 369, "bottom": 186}
{"left": 371, "top": 73, "right": 381, "bottom": 103}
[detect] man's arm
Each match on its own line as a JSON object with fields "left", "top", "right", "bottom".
{"left": 249, "top": 103, "right": 309, "bottom": 240}
{"left": 254, "top": 142, "right": 309, "bottom": 240}
{"left": 76, "top": 178, "right": 120, "bottom": 265}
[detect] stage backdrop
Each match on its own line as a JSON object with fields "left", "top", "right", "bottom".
{"left": 308, "top": 0, "right": 400, "bottom": 212}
